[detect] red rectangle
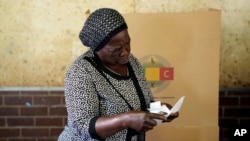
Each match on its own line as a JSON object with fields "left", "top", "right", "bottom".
{"left": 160, "top": 67, "right": 174, "bottom": 80}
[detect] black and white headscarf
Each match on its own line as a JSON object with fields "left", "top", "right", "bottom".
{"left": 79, "top": 8, "right": 128, "bottom": 52}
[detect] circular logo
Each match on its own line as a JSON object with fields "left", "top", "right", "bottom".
{"left": 140, "top": 54, "right": 174, "bottom": 94}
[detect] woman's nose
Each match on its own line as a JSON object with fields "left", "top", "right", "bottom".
{"left": 120, "top": 45, "right": 130, "bottom": 56}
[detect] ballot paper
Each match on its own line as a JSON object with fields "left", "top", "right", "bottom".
{"left": 148, "top": 96, "right": 185, "bottom": 123}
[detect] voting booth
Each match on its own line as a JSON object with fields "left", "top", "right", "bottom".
{"left": 124, "top": 10, "right": 220, "bottom": 141}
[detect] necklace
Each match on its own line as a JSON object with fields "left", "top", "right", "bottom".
{"left": 104, "top": 66, "right": 129, "bottom": 77}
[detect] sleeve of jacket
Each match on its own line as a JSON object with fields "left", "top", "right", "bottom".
{"left": 64, "top": 59, "right": 101, "bottom": 140}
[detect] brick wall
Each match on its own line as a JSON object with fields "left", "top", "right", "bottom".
{"left": 0, "top": 91, "right": 66, "bottom": 141}
{"left": 219, "top": 88, "right": 250, "bottom": 141}
{"left": 0, "top": 88, "right": 250, "bottom": 141}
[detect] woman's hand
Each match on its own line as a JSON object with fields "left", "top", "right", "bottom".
{"left": 95, "top": 108, "right": 179, "bottom": 139}
{"left": 163, "top": 112, "right": 179, "bottom": 122}
{"left": 123, "top": 110, "right": 166, "bottom": 132}
{"left": 161, "top": 103, "right": 179, "bottom": 122}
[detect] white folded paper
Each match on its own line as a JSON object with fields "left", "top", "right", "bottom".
{"left": 148, "top": 96, "right": 185, "bottom": 124}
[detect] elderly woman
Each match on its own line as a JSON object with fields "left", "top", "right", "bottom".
{"left": 58, "top": 8, "right": 178, "bottom": 141}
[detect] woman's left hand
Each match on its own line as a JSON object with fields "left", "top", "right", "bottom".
{"left": 163, "top": 112, "right": 179, "bottom": 122}
{"left": 161, "top": 103, "right": 179, "bottom": 122}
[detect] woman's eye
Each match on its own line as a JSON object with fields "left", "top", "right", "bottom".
{"left": 115, "top": 46, "right": 123, "bottom": 51}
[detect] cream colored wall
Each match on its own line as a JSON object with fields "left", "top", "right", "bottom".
{"left": 0, "top": 0, "right": 249, "bottom": 87}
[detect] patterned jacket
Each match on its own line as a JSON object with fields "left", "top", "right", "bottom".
{"left": 58, "top": 50, "right": 154, "bottom": 141}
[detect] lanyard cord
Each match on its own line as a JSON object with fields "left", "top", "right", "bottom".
{"left": 127, "top": 63, "right": 147, "bottom": 112}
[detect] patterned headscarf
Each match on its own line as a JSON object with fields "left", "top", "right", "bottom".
{"left": 79, "top": 8, "right": 128, "bottom": 52}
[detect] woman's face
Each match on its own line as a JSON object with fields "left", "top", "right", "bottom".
{"left": 96, "top": 29, "right": 131, "bottom": 66}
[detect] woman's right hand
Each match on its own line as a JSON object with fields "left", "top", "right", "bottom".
{"left": 95, "top": 110, "right": 166, "bottom": 139}
{"left": 123, "top": 110, "right": 166, "bottom": 132}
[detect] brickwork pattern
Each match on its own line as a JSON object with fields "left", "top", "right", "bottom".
{"left": 219, "top": 89, "right": 250, "bottom": 141}
{"left": 0, "top": 89, "right": 249, "bottom": 141}
{"left": 0, "top": 91, "right": 67, "bottom": 141}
